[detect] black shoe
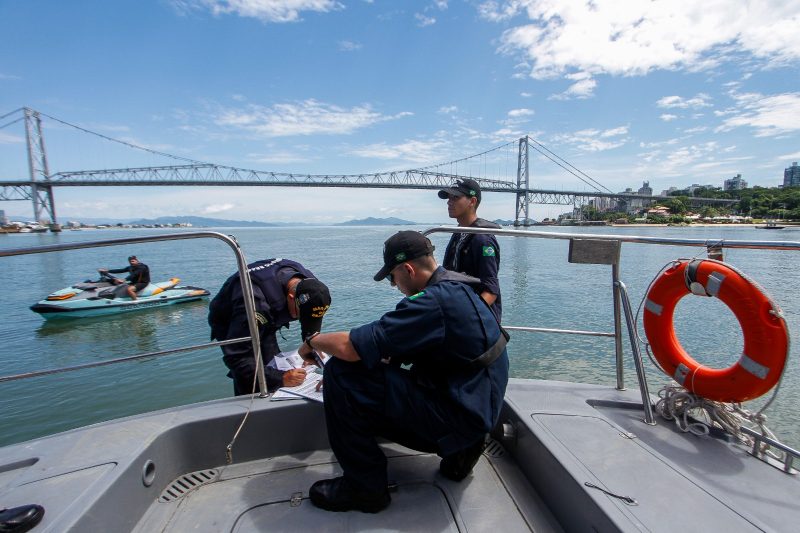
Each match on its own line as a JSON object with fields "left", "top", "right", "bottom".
{"left": 309, "top": 477, "right": 390, "bottom": 513}
{"left": 440, "top": 436, "right": 487, "bottom": 481}
{"left": 0, "top": 504, "right": 45, "bottom": 533}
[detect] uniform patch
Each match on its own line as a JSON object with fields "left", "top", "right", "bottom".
{"left": 408, "top": 291, "right": 425, "bottom": 300}
{"left": 482, "top": 246, "right": 496, "bottom": 257}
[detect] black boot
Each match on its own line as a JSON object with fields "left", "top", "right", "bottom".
{"left": 0, "top": 504, "right": 45, "bottom": 533}
{"left": 309, "top": 477, "right": 390, "bottom": 513}
{"left": 439, "top": 436, "right": 487, "bottom": 481}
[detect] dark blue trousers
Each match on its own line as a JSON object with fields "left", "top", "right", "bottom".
{"left": 323, "top": 358, "right": 471, "bottom": 492}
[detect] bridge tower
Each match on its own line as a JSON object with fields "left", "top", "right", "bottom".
{"left": 24, "top": 107, "right": 58, "bottom": 228}
{"left": 514, "top": 135, "right": 530, "bottom": 226}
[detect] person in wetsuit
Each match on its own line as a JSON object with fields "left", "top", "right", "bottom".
{"left": 298, "top": 231, "right": 509, "bottom": 513}
{"left": 208, "top": 258, "right": 331, "bottom": 396}
{"left": 438, "top": 178, "right": 502, "bottom": 321}
{"left": 99, "top": 255, "right": 150, "bottom": 300}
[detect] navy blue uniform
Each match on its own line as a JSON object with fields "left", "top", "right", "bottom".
{"left": 323, "top": 267, "right": 509, "bottom": 493}
{"left": 208, "top": 258, "right": 317, "bottom": 395}
{"left": 442, "top": 218, "right": 502, "bottom": 320}
{"left": 108, "top": 263, "right": 150, "bottom": 291}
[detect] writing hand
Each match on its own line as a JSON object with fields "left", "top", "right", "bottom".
{"left": 282, "top": 368, "right": 307, "bottom": 387}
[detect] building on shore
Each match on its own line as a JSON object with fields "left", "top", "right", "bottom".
{"left": 724, "top": 173, "right": 748, "bottom": 191}
{"left": 784, "top": 162, "right": 800, "bottom": 187}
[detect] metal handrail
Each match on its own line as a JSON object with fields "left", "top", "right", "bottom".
{"left": 422, "top": 226, "right": 800, "bottom": 425}
{"left": 0, "top": 231, "right": 267, "bottom": 395}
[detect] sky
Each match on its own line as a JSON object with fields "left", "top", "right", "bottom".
{"left": 1, "top": 0, "right": 799, "bottom": 224}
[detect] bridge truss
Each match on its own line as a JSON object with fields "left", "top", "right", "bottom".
{"left": 0, "top": 108, "right": 735, "bottom": 226}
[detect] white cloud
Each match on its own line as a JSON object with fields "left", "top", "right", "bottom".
{"left": 415, "top": 13, "right": 436, "bottom": 26}
{"left": 0, "top": 73, "right": 21, "bottom": 80}
{"left": 660, "top": 114, "right": 678, "bottom": 121}
{"left": 781, "top": 152, "right": 800, "bottom": 161}
{"left": 717, "top": 92, "right": 800, "bottom": 137}
{"left": 338, "top": 40, "right": 362, "bottom": 51}
{"left": 171, "top": 0, "right": 343, "bottom": 23}
{"left": 214, "top": 100, "right": 412, "bottom": 137}
{"left": 202, "top": 203, "right": 235, "bottom": 214}
{"left": 635, "top": 140, "right": 724, "bottom": 176}
{"left": 683, "top": 126, "right": 708, "bottom": 134}
{"left": 507, "top": 108, "right": 535, "bottom": 118}
{"left": 349, "top": 139, "right": 450, "bottom": 163}
{"left": 520, "top": 91, "right": 533, "bottom": 97}
{"left": 433, "top": 0, "right": 449, "bottom": 9}
{"left": 478, "top": 0, "right": 523, "bottom": 22}
{"left": 0, "top": 132, "right": 24, "bottom": 144}
{"left": 656, "top": 94, "right": 712, "bottom": 109}
{"left": 491, "top": 1, "right": 800, "bottom": 83}
{"left": 553, "top": 126, "right": 629, "bottom": 152}
{"left": 438, "top": 105, "right": 459, "bottom": 114}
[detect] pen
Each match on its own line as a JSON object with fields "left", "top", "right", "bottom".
{"left": 311, "top": 349, "right": 325, "bottom": 369}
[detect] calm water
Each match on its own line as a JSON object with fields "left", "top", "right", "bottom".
{"left": 1, "top": 225, "right": 799, "bottom": 449}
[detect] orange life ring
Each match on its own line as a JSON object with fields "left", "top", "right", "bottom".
{"left": 643, "top": 259, "right": 789, "bottom": 402}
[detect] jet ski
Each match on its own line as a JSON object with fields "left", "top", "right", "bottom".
{"left": 30, "top": 272, "right": 210, "bottom": 319}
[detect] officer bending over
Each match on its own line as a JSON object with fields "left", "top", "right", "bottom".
{"left": 298, "top": 231, "right": 509, "bottom": 513}
{"left": 209, "top": 258, "right": 331, "bottom": 396}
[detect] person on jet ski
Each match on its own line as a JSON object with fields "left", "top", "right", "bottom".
{"left": 98, "top": 255, "right": 151, "bottom": 300}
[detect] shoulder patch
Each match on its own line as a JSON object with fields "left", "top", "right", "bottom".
{"left": 482, "top": 246, "right": 496, "bottom": 257}
{"left": 408, "top": 291, "right": 425, "bottom": 300}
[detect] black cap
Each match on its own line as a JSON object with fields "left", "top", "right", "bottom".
{"left": 373, "top": 231, "right": 435, "bottom": 281}
{"left": 437, "top": 178, "right": 481, "bottom": 205}
{"left": 128, "top": 255, "right": 137, "bottom": 261}
{"left": 295, "top": 278, "right": 331, "bottom": 340}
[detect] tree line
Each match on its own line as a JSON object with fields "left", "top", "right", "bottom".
{"left": 581, "top": 185, "right": 800, "bottom": 223}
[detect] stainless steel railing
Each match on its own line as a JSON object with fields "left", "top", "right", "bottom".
{"left": 422, "top": 225, "right": 800, "bottom": 426}
{"left": 0, "top": 231, "right": 268, "bottom": 394}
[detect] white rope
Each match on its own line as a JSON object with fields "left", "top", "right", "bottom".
{"left": 655, "top": 383, "right": 785, "bottom": 461}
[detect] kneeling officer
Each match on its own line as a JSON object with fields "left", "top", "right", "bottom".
{"left": 298, "top": 231, "right": 509, "bottom": 513}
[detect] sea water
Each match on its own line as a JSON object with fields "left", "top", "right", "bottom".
{"left": 1, "top": 225, "right": 798, "bottom": 450}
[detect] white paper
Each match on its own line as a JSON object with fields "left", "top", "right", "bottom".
{"left": 274, "top": 367, "right": 324, "bottom": 403}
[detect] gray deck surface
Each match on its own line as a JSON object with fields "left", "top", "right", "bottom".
{"left": 2, "top": 379, "right": 799, "bottom": 532}
{"left": 134, "top": 444, "right": 562, "bottom": 532}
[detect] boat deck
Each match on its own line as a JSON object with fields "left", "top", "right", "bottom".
{"left": 134, "top": 443, "right": 560, "bottom": 532}
{"left": 2, "top": 379, "right": 799, "bottom": 532}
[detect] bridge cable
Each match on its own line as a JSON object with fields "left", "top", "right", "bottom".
{"left": 0, "top": 117, "right": 24, "bottom": 130}
{"left": 0, "top": 108, "right": 23, "bottom": 121}
{"left": 35, "top": 110, "right": 211, "bottom": 166}
{"left": 412, "top": 140, "right": 517, "bottom": 173}
{"left": 528, "top": 137, "right": 613, "bottom": 193}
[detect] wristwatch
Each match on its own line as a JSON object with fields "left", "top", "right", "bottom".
{"left": 305, "top": 332, "right": 320, "bottom": 350}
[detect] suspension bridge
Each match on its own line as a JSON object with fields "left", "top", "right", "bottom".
{"left": 0, "top": 107, "right": 733, "bottom": 230}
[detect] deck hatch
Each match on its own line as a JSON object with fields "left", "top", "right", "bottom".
{"left": 158, "top": 469, "right": 219, "bottom": 503}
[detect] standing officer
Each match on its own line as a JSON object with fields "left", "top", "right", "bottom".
{"left": 438, "top": 178, "right": 502, "bottom": 320}
{"left": 298, "top": 231, "right": 509, "bottom": 513}
{"left": 208, "top": 258, "right": 331, "bottom": 396}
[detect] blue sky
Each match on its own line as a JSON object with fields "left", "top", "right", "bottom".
{"left": 1, "top": 0, "right": 799, "bottom": 223}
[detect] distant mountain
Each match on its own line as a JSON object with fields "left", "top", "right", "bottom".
{"left": 334, "top": 217, "right": 418, "bottom": 226}
{"left": 126, "top": 216, "right": 284, "bottom": 227}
